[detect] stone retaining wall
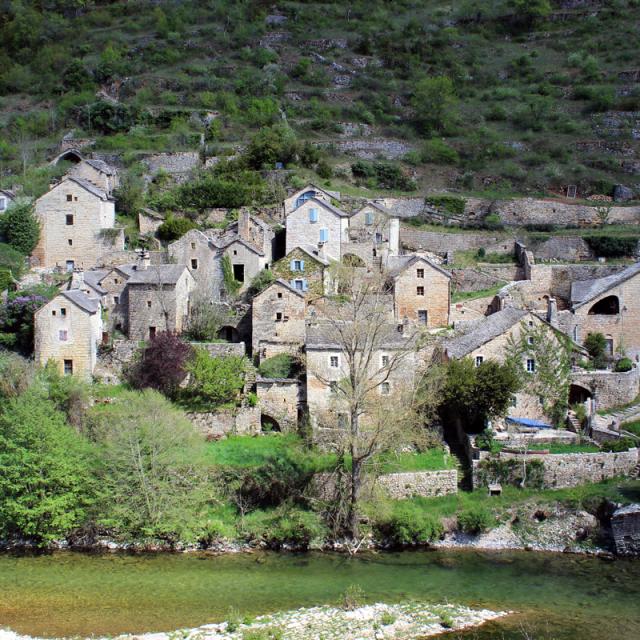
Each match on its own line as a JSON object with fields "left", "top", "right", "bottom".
{"left": 570, "top": 367, "right": 640, "bottom": 410}
{"left": 194, "top": 342, "right": 247, "bottom": 358}
{"left": 400, "top": 227, "right": 514, "bottom": 255}
{"left": 187, "top": 406, "right": 260, "bottom": 438}
{"left": 473, "top": 448, "right": 638, "bottom": 489}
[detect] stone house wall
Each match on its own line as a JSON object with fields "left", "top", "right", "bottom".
{"left": 570, "top": 368, "right": 640, "bottom": 410}
{"left": 223, "top": 240, "right": 266, "bottom": 291}
{"left": 169, "top": 230, "right": 224, "bottom": 301}
{"left": 34, "top": 295, "right": 102, "bottom": 380}
{"left": 251, "top": 281, "right": 306, "bottom": 358}
{"left": 285, "top": 199, "right": 348, "bottom": 262}
{"left": 612, "top": 504, "right": 640, "bottom": 556}
{"left": 98, "top": 268, "right": 130, "bottom": 333}
{"left": 531, "top": 236, "right": 594, "bottom": 261}
{"left": 68, "top": 160, "right": 119, "bottom": 194}
{"left": 272, "top": 248, "right": 327, "bottom": 300}
{"left": 256, "top": 378, "right": 300, "bottom": 431}
{"left": 393, "top": 258, "right": 450, "bottom": 327}
{"left": 127, "top": 273, "right": 193, "bottom": 340}
{"left": 138, "top": 211, "right": 164, "bottom": 235}
{"left": 400, "top": 226, "right": 514, "bottom": 255}
{"left": 96, "top": 250, "right": 165, "bottom": 268}
{"left": 473, "top": 448, "right": 639, "bottom": 489}
{"left": 33, "top": 180, "right": 122, "bottom": 269}
{"left": 284, "top": 185, "right": 337, "bottom": 216}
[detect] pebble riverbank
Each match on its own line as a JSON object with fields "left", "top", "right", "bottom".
{"left": 0, "top": 603, "right": 511, "bottom": 640}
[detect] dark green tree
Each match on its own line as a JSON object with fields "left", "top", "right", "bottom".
{"left": 0, "top": 202, "right": 40, "bottom": 255}
{"left": 584, "top": 332, "right": 608, "bottom": 369}
{"left": 411, "top": 76, "right": 458, "bottom": 136}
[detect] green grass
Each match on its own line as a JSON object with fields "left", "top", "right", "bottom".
{"left": 452, "top": 284, "right": 505, "bottom": 303}
{"left": 376, "top": 448, "right": 457, "bottom": 473}
{"left": 620, "top": 420, "right": 640, "bottom": 438}
{"left": 520, "top": 443, "right": 601, "bottom": 454}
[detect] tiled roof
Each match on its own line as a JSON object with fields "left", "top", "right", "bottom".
{"left": 126, "top": 264, "right": 190, "bottom": 285}
{"left": 289, "top": 244, "right": 331, "bottom": 266}
{"left": 85, "top": 158, "right": 117, "bottom": 175}
{"left": 258, "top": 278, "right": 305, "bottom": 299}
{"left": 358, "top": 201, "right": 396, "bottom": 217}
{"left": 82, "top": 269, "right": 109, "bottom": 295}
{"left": 60, "top": 176, "right": 111, "bottom": 201}
{"left": 306, "top": 321, "right": 414, "bottom": 350}
{"left": 386, "top": 253, "right": 452, "bottom": 280}
{"left": 61, "top": 289, "right": 100, "bottom": 314}
{"left": 444, "top": 307, "right": 528, "bottom": 359}
{"left": 571, "top": 262, "right": 640, "bottom": 308}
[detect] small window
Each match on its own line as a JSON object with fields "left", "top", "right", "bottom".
{"left": 380, "top": 382, "right": 390, "bottom": 395}
{"left": 191, "top": 258, "right": 198, "bottom": 270}
{"left": 276, "top": 312, "right": 283, "bottom": 321}
{"left": 52, "top": 310, "right": 56, "bottom": 316}
{"left": 417, "top": 286, "right": 425, "bottom": 296}
{"left": 293, "top": 260, "right": 302, "bottom": 271}
{"left": 60, "top": 307, "right": 67, "bottom": 316}
{"left": 63, "top": 359, "right": 73, "bottom": 375}
{"left": 375, "top": 232, "right": 383, "bottom": 243}
{"left": 475, "top": 355, "right": 484, "bottom": 367}
{"left": 417, "top": 268, "right": 424, "bottom": 278}
{"left": 149, "top": 326, "right": 156, "bottom": 339}
{"left": 528, "top": 320, "right": 534, "bottom": 327}
{"left": 381, "top": 354, "right": 389, "bottom": 367}
{"left": 114, "top": 296, "right": 119, "bottom": 304}
{"left": 365, "top": 211, "right": 374, "bottom": 226}
{"left": 309, "top": 208, "right": 318, "bottom": 223}
{"left": 233, "top": 249, "right": 237, "bottom": 256}
{"left": 147, "top": 300, "right": 152, "bottom": 308}
{"left": 114, "top": 278, "right": 119, "bottom": 285}
{"left": 66, "top": 260, "right": 74, "bottom": 272}
{"left": 59, "top": 330, "right": 68, "bottom": 341}
{"left": 330, "top": 355, "right": 339, "bottom": 368}
{"left": 66, "top": 194, "right": 73, "bottom": 202}
{"left": 66, "top": 214, "right": 74, "bottom": 225}
{"left": 277, "top": 292, "right": 283, "bottom": 299}
{"left": 68, "top": 239, "right": 73, "bottom": 246}
{"left": 526, "top": 358, "right": 536, "bottom": 373}
{"left": 191, "top": 242, "right": 196, "bottom": 249}
{"left": 294, "top": 279, "right": 304, "bottom": 291}
{"left": 418, "top": 310, "right": 428, "bottom": 324}
{"left": 527, "top": 336, "right": 534, "bottom": 346}
{"left": 319, "top": 228, "right": 329, "bottom": 243}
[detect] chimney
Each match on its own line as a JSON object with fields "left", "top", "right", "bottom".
{"left": 388, "top": 217, "right": 400, "bottom": 256}
{"left": 137, "top": 248, "right": 150, "bottom": 270}
{"left": 547, "top": 297, "right": 558, "bottom": 327}
{"left": 238, "top": 210, "right": 251, "bottom": 242}
{"left": 317, "top": 242, "right": 326, "bottom": 260}
{"left": 70, "top": 268, "right": 84, "bottom": 290}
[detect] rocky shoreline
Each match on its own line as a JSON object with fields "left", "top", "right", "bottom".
{"left": 0, "top": 602, "right": 511, "bottom": 640}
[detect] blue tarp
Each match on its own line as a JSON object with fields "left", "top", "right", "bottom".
{"left": 506, "top": 416, "right": 553, "bottom": 429}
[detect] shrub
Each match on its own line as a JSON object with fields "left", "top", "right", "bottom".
{"left": 184, "top": 349, "right": 246, "bottom": 408}
{"left": 126, "top": 332, "right": 194, "bottom": 398}
{"left": 600, "top": 438, "right": 635, "bottom": 453}
{"left": 222, "top": 254, "right": 242, "bottom": 298}
{"left": 342, "top": 584, "right": 366, "bottom": 610}
{"left": 0, "top": 242, "right": 26, "bottom": 291}
{"left": 378, "top": 502, "right": 444, "bottom": 545}
{"left": 411, "top": 76, "right": 457, "bottom": 135}
{"left": 421, "top": 139, "right": 459, "bottom": 165}
{"left": 425, "top": 195, "right": 466, "bottom": 216}
{"left": 584, "top": 332, "right": 608, "bottom": 369}
{"left": 0, "top": 203, "right": 40, "bottom": 255}
{"left": 0, "top": 290, "right": 52, "bottom": 354}
{"left": 242, "top": 506, "right": 326, "bottom": 548}
{"left": 477, "top": 456, "right": 545, "bottom": 489}
{"left": 244, "top": 124, "right": 298, "bottom": 170}
{"left": 615, "top": 357, "right": 633, "bottom": 373}
{"left": 482, "top": 213, "right": 504, "bottom": 230}
{"left": 457, "top": 507, "right": 493, "bottom": 534}
{"left": 351, "top": 160, "right": 415, "bottom": 191}
{"left": 258, "top": 354, "right": 296, "bottom": 379}
{"left": 157, "top": 215, "right": 196, "bottom": 242}
{"left": 247, "top": 269, "right": 275, "bottom": 296}
{"left": 585, "top": 236, "right": 638, "bottom": 258}
{"left": 185, "top": 296, "right": 230, "bottom": 342}
{"left": 475, "top": 429, "right": 500, "bottom": 453}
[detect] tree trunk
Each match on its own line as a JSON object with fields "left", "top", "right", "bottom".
{"left": 348, "top": 409, "right": 361, "bottom": 539}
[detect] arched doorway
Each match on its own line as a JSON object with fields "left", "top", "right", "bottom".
{"left": 261, "top": 414, "right": 281, "bottom": 432}
{"left": 569, "top": 383, "right": 592, "bottom": 406}
{"left": 218, "top": 325, "right": 240, "bottom": 342}
{"left": 588, "top": 295, "right": 619, "bottom": 315}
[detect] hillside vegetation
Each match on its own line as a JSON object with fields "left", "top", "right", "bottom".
{"left": 1, "top": 0, "right": 640, "bottom": 200}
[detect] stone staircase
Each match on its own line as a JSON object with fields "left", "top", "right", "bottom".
{"left": 566, "top": 411, "right": 582, "bottom": 433}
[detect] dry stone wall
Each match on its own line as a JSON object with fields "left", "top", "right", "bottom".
{"left": 187, "top": 406, "right": 260, "bottom": 438}
{"left": 400, "top": 227, "right": 514, "bottom": 255}
{"left": 570, "top": 368, "right": 640, "bottom": 410}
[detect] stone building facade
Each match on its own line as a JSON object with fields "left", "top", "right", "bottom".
{"left": 126, "top": 264, "right": 195, "bottom": 340}
{"left": 285, "top": 197, "right": 349, "bottom": 262}
{"left": 388, "top": 254, "right": 451, "bottom": 327}
{"left": 34, "top": 290, "right": 102, "bottom": 380}
{"left": 256, "top": 377, "right": 300, "bottom": 432}
{"left": 272, "top": 246, "right": 331, "bottom": 300}
{"left": 32, "top": 177, "right": 124, "bottom": 270}
{"left": 251, "top": 279, "right": 306, "bottom": 360}
{"left": 168, "top": 229, "right": 224, "bottom": 302}
{"left": 67, "top": 158, "right": 119, "bottom": 194}
{"left": 283, "top": 183, "right": 340, "bottom": 216}
{"left": 347, "top": 201, "right": 400, "bottom": 262}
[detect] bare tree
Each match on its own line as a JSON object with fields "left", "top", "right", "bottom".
{"left": 310, "top": 266, "right": 423, "bottom": 543}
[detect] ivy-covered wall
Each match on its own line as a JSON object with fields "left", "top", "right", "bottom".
{"left": 272, "top": 248, "right": 326, "bottom": 299}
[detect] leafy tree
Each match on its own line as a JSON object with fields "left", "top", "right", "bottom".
{"left": 244, "top": 124, "right": 298, "bottom": 170}
{"left": 439, "top": 358, "right": 521, "bottom": 435}
{"left": 185, "top": 295, "right": 230, "bottom": 342}
{"left": 0, "top": 202, "right": 40, "bottom": 255}
{"left": 0, "top": 390, "right": 95, "bottom": 545}
{"left": 90, "top": 390, "right": 212, "bottom": 541}
{"left": 584, "top": 332, "right": 608, "bottom": 369}
{"left": 0, "top": 291, "right": 51, "bottom": 354}
{"left": 411, "top": 76, "right": 458, "bottom": 136}
{"left": 0, "top": 242, "right": 26, "bottom": 291}
{"left": 126, "top": 332, "right": 194, "bottom": 399}
{"left": 157, "top": 215, "right": 197, "bottom": 242}
{"left": 258, "top": 353, "right": 296, "bottom": 379}
{"left": 113, "top": 172, "right": 145, "bottom": 217}
{"left": 504, "top": 0, "right": 551, "bottom": 30}
{"left": 184, "top": 349, "right": 246, "bottom": 408}
{"left": 0, "top": 350, "right": 33, "bottom": 400}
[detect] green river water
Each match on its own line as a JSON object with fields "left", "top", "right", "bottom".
{"left": 0, "top": 550, "right": 638, "bottom": 639}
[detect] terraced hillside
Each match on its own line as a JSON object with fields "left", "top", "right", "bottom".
{"left": 1, "top": 0, "right": 639, "bottom": 201}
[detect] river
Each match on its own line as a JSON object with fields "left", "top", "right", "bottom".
{"left": 0, "top": 550, "right": 638, "bottom": 639}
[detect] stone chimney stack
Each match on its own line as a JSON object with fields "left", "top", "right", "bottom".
{"left": 70, "top": 268, "right": 84, "bottom": 290}
{"left": 547, "top": 297, "right": 558, "bottom": 327}
{"left": 238, "top": 210, "right": 251, "bottom": 242}
{"left": 388, "top": 217, "right": 400, "bottom": 256}
{"left": 137, "top": 248, "right": 150, "bottom": 270}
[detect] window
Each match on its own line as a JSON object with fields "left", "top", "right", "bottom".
{"left": 375, "top": 232, "right": 383, "bottom": 243}
{"left": 68, "top": 239, "right": 73, "bottom": 246}
{"left": 147, "top": 300, "right": 152, "bottom": 308}
{"left": 527, "top": 336, "right": 534, "bottom": 346}
{"left": 475, "top": 355, "right": 484, "bottom": 367}
{"left": 191, "top": 242, "right": 196, "bottom": 249}
{"left": 330, "top": 355, "right": 339, "bottom": 368}
{"left": 65, "top": 260, "right": 74, "bottom": 272}
{"left": 191, "top": 258, "right": 198, "bottom": 270}
{"left": 417, "top": 286, "right": 424, "bottom": 296}
{"left": 276, "top": 312, "right": 283, "bottom": 321}
{"left": 66, "top": 214, "right": 74, "bottom": 225}
{"left": 233, "top": 250, "right": 237, "bottom": 255}
{"left": 417, "top": 268, "right": 424, "bottom": 278}
{"left": 59, "top": 330, "right": 68, "bottom": 342}
{"left": 114, "top": 278, "right": 119, "bottom": 285}
{"left": 526, "top": 358, "right": 536, "bottom": 373}
{"left": 114, "top": 296, "right": 119, "bottom": 304}
{"left": 66, "top": 194, "right": 73, "bottom": 202}
{"left": 380, "top": 382, "right": 390, "bottom": 395}
{"left": 52, "top": 310, "right": 56, "bottom": 316}
{"left": 0, "top": 197, "right": 5, "bottom": 211}
{"left": 319, "top": 228, "right": 329, "bottom": 243}
{"left": 365, "top": 211, "right": 374, "bottom": 226}
{"left": 293, "top": 279, "right": 307, "bottom": 291}
{"left": 418, "top": 310, "right": 428, "bottom": 324}
{"left": 528, "top": 320, "right": 534, "bottom": 327}
{"left": 149, "top": 326, "right": 156, "bottom": 339}
{"left": 233, "top": 264, "right": 245, "bottom": 282}
{"left": 60, "top": 307, "right": 67, "bottom": 317}
{"left": 292, "top": 259, "right": 303, "bottom": 272}
{"left": 309, "top": 208, "right": 318, "bottom": 223}
{"left": 277, "top": 292, "right": 283, "bottom": 299}
{"left": 296, "top": 191, "right": 316, "bottom": 208}
{"left": 381, "top": 354, "right": 389, "bottom": 367}
{"left": 63, "top": 359, "right": 73, "bottom": 375}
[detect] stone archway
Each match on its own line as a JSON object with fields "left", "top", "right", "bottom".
{"left": 261, "top": 414, "right": 281, "bottom": 432}
{"left": 343, "top": 253, "right": 366, "bottom": 267}
{"left": 569, "top": 382, "right": 593, "bottom": 406}
{"left": 588, "top": 295, "right": 619, "bottom": 315}
{"left": 218, "top": 325, "right": 240, "bottom": 342}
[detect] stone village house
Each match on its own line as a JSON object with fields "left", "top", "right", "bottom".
{"left": 34, "top": 289, "right": 102, "bottom": 380}
{"left": 32, "top": 177, "right": 124, "bottom": 270}
{"left": 285, "top": 197, "right": 350, "bottom": 263}
{"left": 251, "top": 278, "right": 306, "bottom": 362}
{"left": 345, "top": 201, "right": 401, "bottom": 267}
{"left": 67, "top": 158, "right": 120, "bottom": 195}
{"left": 272, "top": 245, "right": 332, "bottom": 300}
{"left": 283, "top": 183, "right": 341, "bottom": 218}
{"left": 386, "top": 254, "right": 451, "bottom": 328}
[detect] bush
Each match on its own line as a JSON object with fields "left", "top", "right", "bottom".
{"left": 242, "top": 506, "right": 326, "bottom": 549}
{"left": 378, "top": 502, "right": 444, "bottom": 545}
{"left": 244, "top": 124, "right": 298, "bottom": 170}
{"left": 457, "top": 507, "right": 493, "bottom": 534}
{"left": 421, "top": 139, "right": 459, "bottom": 165}
{"left": 585, "top": 236, "right": 638, "bottom": 258}
{"left": 0, "top": 242, "right": 26, "bottom": 291}
{"left": 184, "top": 349, "right": 246, "bottom": 408}
{"left": 482, "top": 213, "right": 504, "bottom": 230}
{"left": 615, "top": 357, "right": 633, "bottom": 373}
{"left": 157, "top": 215, "right": 196, "bottom": 242}
{"left": 424, "top": 195, "right": 466, "bottom": 216}
{"left": 247, "top": 269, "right": 275, "bottom": 296}
{"left": 600, "top": 437, "right": 635, "bottom": 453}
{"left": 0, "top": 203, "right": 40, "bottom": 255}
{"left": 584, "top": 332, "right": 608, "bottom": 369}
{"left": 351, "top": 160, "right": 415, "bottom": 191}
{"left": 475, "top": 429, "right": 500, "bottom": 453}
{"left": 258, "top": 354, "right": 296, "bottom": 379}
